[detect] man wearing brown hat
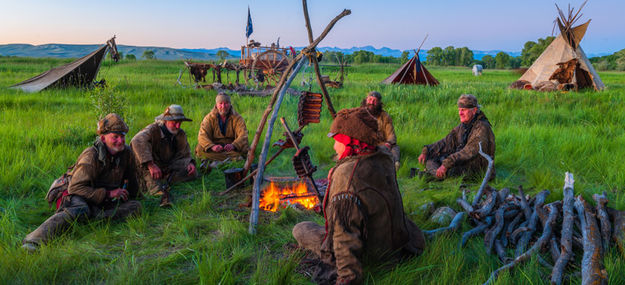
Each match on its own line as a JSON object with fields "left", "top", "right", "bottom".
{"left": 22, "top": 113, "right": 141, "bottom": 252}
{"left": 131, "top": 104, "right": 197, "bottom": 207}
{"left": 361, "top": 91, "right": 400, "bottom": 170}
{"left": 196, "top": 93, "right": 249, "bottom": 163}
{"left": 292, "top": 107, "right": 425, "bottom": 284}
{"left": 418, "top": 94, "right": 495, "bottom": 180}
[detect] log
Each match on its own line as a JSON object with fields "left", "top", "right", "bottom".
{"left": 483, "top": 203, "right": 558, "bottom": 285}
{"left": 423, "top": 212, "right": 466, "bottom": 238}
{"left": 516, "top": 190, "right": 550, "bottom": 257}
{"left": 550, "top": 236, "right": 561, "bottom": 264}
{"left": 502, "top": 213, "right": 522, "bottom": 247}
{"left": 484, "top": 205, "right": 507, "bottom": 254}
{"left": 461, "top": 216, "right": 494, "bottom": 248}
{"left": 574, "top": 196, "right": 608, "bottom": 285}
{"left": 457, "top": 198, "right": 474, "bottom": 213}
{"left": 494, "top": 239, "right": 509, "bottom": 263}
{"left": 472, "top": 191, "right": 497, "bottom": 219}
{"left": 518, "top": 185, "right": 532, "bottom": 220}
{"left": 497, "top": 188, "right": 510, "bottom": 205}
{"left": 472, "top": 142, "right": 494, "bottom": 207}
{"left": 593, "top": 192, "right": 611, "bottom": 253}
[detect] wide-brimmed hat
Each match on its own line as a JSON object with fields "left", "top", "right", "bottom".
{"left": 367, "top": 91, "right": 382, "bottom": 100}
{"left": 155, "top": 104, "right": 192, "bottom": 122}
{"left": 97, "top": 113, "right": 129, "bottom": 135}
{"left": 327, "top": 107, "right": 381, "bottom": 146}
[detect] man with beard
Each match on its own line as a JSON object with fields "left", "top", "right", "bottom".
{"left": 131, "top": 105, "right": 197, "bottom": 207}
{"left": 418, "top": 94, "right": 495, "bottom": 180}
{"left": 292, "top": 107, "right": 425, "bottom": 284}
{"left": 196, "top": 93, "right": 249, "bottom": 163}
{"left": 22, "top": 114, "right": 141, "bottom": 252}
{"left": 361, "top": 91, "right": 400, "bottom": 170}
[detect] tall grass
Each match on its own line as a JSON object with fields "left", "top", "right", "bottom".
{"left": 1, "top": 57, "right": 624, "bottom": 283}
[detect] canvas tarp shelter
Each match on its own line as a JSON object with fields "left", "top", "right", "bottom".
{"left": 10, "top": 41, "right": 112, "bottom": 93}
{"left": 517, "top": 20, "right": 604, "bottom": 91}
{"left": 382, "top": 54, "right": 439, "bottom": 86}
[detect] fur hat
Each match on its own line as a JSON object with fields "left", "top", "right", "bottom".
{"left": 457, "top": 94, "right": 480, "bottom": 109}
{"left": 367, "top": 91, "right": 382, "bottom": 100}
{"left": 155, "top": 104, "right": 192, "bottom": 122}
{"left": 97, "top": 113, "right": 129, "bottom": 135}
{"left": 216, "top": 93, "right": 231, "bottom": 104}
{"left": 328, "top": 107, "right": 381, "bottom": 145}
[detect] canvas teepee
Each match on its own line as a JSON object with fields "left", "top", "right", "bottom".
{"left": 11, "top": 37, "right": 119, "bottom": 93}
{"left": 382, "top": 52, "right": 439, "bottom": 86}
{"left": 512, "top": 1, "right": 604, "bottom": 91}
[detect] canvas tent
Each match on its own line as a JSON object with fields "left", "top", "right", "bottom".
{"left": 11, "top": 37, "right": 119, "bottom": 93}
{"left": 382, "top": 53, "right": 439, "bottom": 86}
{"left": 512, "top": 2, "right": 604, "bottom": 91}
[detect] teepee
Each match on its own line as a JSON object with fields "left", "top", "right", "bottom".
{"left": 513, "top": 1, "right": 604, "bottom": 91}
{"left": 382, "top": 52, "right": 439, "bottom": 86}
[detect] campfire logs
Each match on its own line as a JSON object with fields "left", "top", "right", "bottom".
{"left": 258, "top": 179, "right": 322, "bottom": 212}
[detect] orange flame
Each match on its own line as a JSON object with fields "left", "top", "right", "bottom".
{"left": 259, "top": 181, "right": 320, "bottom": 212}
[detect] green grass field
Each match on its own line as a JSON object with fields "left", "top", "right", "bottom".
{"left": 1, "top": 57, "right": 625, "bottom": 284}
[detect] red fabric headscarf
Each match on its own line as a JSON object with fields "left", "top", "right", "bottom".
{"left": 333, "top": 133, "right": 376, "bottom": 160}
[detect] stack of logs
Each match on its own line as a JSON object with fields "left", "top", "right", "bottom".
{"left": 448, "top": 163, "right": 624, "bottom": 284}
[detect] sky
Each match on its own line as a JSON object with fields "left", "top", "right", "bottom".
{"left": 1, "top": 0, "right": 623, "bottom": 54}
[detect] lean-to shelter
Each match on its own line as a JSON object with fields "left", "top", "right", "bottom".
{"left": 11, "top": 37, "right": 119, "bottom": 93}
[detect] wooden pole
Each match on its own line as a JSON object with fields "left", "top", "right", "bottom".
{"left": 242, "top": 8, "right": 351, "bottom": 176}
{"left": 302, "top": 0, "right": 337, "bottom": 118}
{"left": 249, "top": 57, "right": 307, "bottom": 234}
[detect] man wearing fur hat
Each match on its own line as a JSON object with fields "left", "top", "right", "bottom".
{"left": 196, "top": 93, "right": 249, "bottom": 163}
{"left": 418, "top": 94, "right": 495, "bottom": 180}
{"left": 22, "top": 114, "right": 141, "bottom": 252}
{"left": 292, "top": 107, "right": 425, "bottom": 284}
{"left": 131, "top": 104, "right": 197, "bottom": 207}
{"left": 361, "top": 91, "right": 400, "bottom": 170}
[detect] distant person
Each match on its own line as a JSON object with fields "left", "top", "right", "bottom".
{"left": 22, "top": 114, "right": 141, "bottom": 252}
{"left": 361, "top": 91, "right": 400, "bottom": 170}
{"left": 131, "top": 104, "right": 197, "bottom": 207}
{"left": 196, "top": 93, "right": 249, "bottom": 164}
{"left": 292, "top": 107, "right": 425, "bottom": 284}
{"left": 418, "top": 94, "right": 495, "bottom": 180}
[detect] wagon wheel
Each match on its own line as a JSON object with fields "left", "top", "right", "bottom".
{"left": 251, "top": 50, "right": 291, "bottom": 88}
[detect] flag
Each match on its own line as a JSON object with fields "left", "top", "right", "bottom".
{"left": 246, "top": 7, "right": 253, "bottom": 38}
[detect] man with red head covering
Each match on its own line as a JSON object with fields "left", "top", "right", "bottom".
{"left": 292, "top": 107, "right": 425, "bottom": 284}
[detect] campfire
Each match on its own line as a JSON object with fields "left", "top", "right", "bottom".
{"left": 259, "top": 180, "right": 320, "bottom": 212}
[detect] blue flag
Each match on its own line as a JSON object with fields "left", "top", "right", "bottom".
{"left": 246, "top": 7, "right": 253, "bottom": 38}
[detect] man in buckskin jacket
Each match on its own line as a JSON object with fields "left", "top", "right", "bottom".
{"left": 361, "top": 91, "right": 400, "bottom": 170}
{"left": 418, "top": 94, "right": 495, "bottom": 180}
{"left": 195, "top": 93, "right": 249, "bottom": 162}
{"left": 292, "top": 107, "right": 426, "bottom": 284}
{"left": 130, "top": 104, "right": 197, "bottom": 207}
{"left": 22, "top": 113, "right": 141, "bottom": 252}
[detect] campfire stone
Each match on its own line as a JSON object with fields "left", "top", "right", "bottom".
{"left": 430, "top": 207, "right": 457, "bottom": 225}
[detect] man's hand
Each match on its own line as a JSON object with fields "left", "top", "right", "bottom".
{"left": 418, "top": 153, "right": 426, "bottom": 165}
{"left": 223, "top": 144, "right": 234, "bottom": 152}
{"left": 187, "top": 163, "right": 196, "bottom": 176}
{"left": 109, "top": 188, "right": 129, "bottom": 201}
{"left": 436, "top": 165, "right": 447, "bottom": 178}
{"left": 211, "top": 145, "right": 223, "bottom": 152}
{"left": 148, "top": 161, "right": 162, "bottom": 179}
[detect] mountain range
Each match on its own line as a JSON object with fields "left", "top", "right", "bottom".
{"left": 0, "top": 43, "right": 610, "bottom": 61}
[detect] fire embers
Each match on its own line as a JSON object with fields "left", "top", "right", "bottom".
{"left": 259, "top": 181, "right": 321, "bottom": 212}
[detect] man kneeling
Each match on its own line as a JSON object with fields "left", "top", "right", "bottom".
{"left": 22, "top": 114, "right": 141, "bottom": 251}
{"left": 292, "top": 107, "right": 425, "bottom": 284}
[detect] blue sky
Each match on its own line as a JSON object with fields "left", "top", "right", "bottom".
{"left": 1, "top": 0, "right": 623, "bottom": 53}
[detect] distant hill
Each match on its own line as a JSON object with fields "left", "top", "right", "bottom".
{"left": 0, "top": 43, "right": 610, "bottom": 61}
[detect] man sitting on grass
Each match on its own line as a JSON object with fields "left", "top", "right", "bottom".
{"left": 361, "top": 90, "right": 400, "bottom": 170}
{"left": 418, "top": 94, "right": 495, "bottom": 180}
{"left": 22, "top": 114, "right": 141, "bottom": 252}
{"left": 130, "top": 104, "right": 197, "bottom": 207}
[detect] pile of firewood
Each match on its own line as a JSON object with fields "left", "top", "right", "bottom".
{"left": 435, "top": 144, "right": 624, "bottom": 284}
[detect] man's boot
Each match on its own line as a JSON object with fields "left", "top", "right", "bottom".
{"left": 22, "top": 211, "right": 73, "bottom": 251}
{"left": 159, "top": 191, "right": 172, "bottom": 208}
